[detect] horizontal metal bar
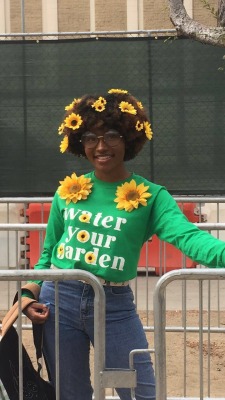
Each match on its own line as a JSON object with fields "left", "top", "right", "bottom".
{"left": 143, "top": 326, "right": 225, "bottom": 333}
{"left": 0, "top": 29, "right": 177, "bottom": 38}
{"left": 1, "top": 196, "right": 225, "bottom": 204}
{"left": 0, "top": 223, "right": 47, "bottom": 230}
{"left": 173, "top": 196, "right": 225, "bottom": 203}
{"left": 100, "top": 369, "right": 136, "bottom": 389}
{"left": 0, "top": 222, "right": 225, "bottom": 231}
{"left": 155, "top": 270, "right": 225, "bottom": 289}
{"left": 105, "top": 397, "right": 225, "bottom": 400}
{"left": 0, "top": 269, "right": 103, "bottom": 282}
{"left": 0, "top": 197, "right": 53, "bottom": 203}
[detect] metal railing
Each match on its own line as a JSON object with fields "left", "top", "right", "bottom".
{"left": 154, "top": 269, "right": 225, "bottom": 400}
{"left": 1, "top": 196, "right": 225, "bottom": 398}
{"left": 0, "top": 29, "right": 177, "bottom": 40}
{"left": 0, "top": 269, "right": 138, "bottom": 400}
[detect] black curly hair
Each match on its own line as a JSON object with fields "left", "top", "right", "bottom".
{"left": 59, "top": 90, "right": 152, "bottom": 161}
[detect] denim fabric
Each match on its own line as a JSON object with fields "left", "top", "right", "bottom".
{"left": 39, "top": 280, "right": 155, "bottom": 400}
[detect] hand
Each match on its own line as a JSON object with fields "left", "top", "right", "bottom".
{"left": 23, "top": 302, "right": 50, "bottom": 324}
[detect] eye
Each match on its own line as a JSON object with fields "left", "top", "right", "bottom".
{"left": 105, "top": 131, "right": 120, "bottom": 141}
{"left": 83, "top": 133, "right": 97, "bottom": 143}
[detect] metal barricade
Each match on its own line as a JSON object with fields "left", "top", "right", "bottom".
{"left": 0, "top": 269, "right": 137, "bottom": 400}
{"left": 154, "top": 269, "right": 225, "bottom": 400}
{"left": 1, "top": 197, "right": 225, "bottom": 399}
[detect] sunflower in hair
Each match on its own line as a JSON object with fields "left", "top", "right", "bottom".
{"left": 91, "top": 97, "right": 106, "bottom": 112}
{"left": 144, "top": 121, "right": 153, "bottom": 140}
{"left": 64, "top": 113, "right": 83, "bottom": 130}
{"left": 108, "top": 89, "right": 128, "bottom": 94}
{"left": 59, "top": 136, "right": 69, "bottom": 153}
{"left": 119, "top": 101, "right": 137, "bottom": 115}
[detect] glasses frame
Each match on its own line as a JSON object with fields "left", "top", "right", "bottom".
{"left": 80, "top": 130, "right": 123, "bottom": 149}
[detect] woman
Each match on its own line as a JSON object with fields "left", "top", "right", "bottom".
{"left": 24, "top": 89, "right": 225, "bottom": 400}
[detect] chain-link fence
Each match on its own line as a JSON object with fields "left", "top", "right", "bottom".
{"left": 0, "top": 33, "right": 225, "bottom": 196}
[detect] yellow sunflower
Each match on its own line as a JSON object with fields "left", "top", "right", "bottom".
{"left": 64, "top": 113, "right": 83, "bottom": 130}
{"left": 77, "top": 230, "right": 90, "bottom": 243}
{"left": 60, "top": 136, "right": 69, "bottom": 153}
{"left": 85, "top": 252, "right": 96, "bottom": 264}
{"left": 119, "top": 101, "right": 137, "bottom": 115}
{"left": 57, "top": 244, "right": 64, "bottom": 256}
{"left": 58, "top": 173, "right": 93, "bottom": 205}
{"left": 65, "top": 98, "right": 81, "bottom": 111}
{"left": 79, "top": 213, "right": 91, "bottom": 223}
{"left": 65, "top": 102, "right": 74, "bottom": 111}
{"left": 58, "top": 122, "right": 65, "bottom": 135}
{"left": 137, "top": 101, "right": 143, "bottom": 109}
{"left": 135, "top": 121, "right": 143, "bottom": 131}
{"left": 91, "top": 97, "right": 106, "bottom": 112}
{"left": 144, "top": 121, "right": 153, "bottom": 140}
{"left": 108, "top": 89, "right": 128, "bottom": 94}
{"left": 114, "top": 179, "right": 152, "bottom": 212}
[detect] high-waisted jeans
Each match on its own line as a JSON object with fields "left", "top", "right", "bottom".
{"left": 39, "top": 280, "right": 155, "bottom": 400}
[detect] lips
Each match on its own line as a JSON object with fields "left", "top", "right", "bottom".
{"left": 94, "top": 154, "right": 113, "bottom": 161}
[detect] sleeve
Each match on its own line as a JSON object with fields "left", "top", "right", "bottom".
{"left": 150, "top": 188, "right": 225, "bottom": 268}
{"left": 30, "top": 192, "right": 64, "bottom": 287}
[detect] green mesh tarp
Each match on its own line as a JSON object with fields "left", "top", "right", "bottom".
{"left": 0, "top": 37, "right": 224, "bottom": 196}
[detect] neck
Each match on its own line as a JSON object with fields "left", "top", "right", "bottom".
{"left": 94, "top": 169, "right": 131, "bottom": 183}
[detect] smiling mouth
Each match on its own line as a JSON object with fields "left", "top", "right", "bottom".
{"left": 95, "top": 155, "right": 113, "bottom": 161}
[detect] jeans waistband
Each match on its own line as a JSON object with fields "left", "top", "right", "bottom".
{"left": 50, "top": 264, "right": 129, "bottom": 286}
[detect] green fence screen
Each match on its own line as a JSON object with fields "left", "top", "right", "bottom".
{"left": 0, "top": 37, "right": 224, "bottom": 196}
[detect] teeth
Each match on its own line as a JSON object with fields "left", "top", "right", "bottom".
{"left": 96, "top": 155, "right": 111, "bottom": 159}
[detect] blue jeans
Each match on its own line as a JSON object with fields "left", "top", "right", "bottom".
{"left": 39, "top": 280, "right": 155, "bottom": 400}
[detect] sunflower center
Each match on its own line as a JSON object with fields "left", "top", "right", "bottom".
{"left": 126, "top": 190, "right": 139, "bottom": 201}
{"left": 70, "top": 183, "right": 81, "bottom": 193}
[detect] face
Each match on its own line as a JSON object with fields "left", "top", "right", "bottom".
{"left": 81, "top": 126, "right": 129, "bottom": 182}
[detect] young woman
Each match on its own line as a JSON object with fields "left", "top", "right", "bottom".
{"left": 23, "top": 89, "right": 225, "bottom": 400}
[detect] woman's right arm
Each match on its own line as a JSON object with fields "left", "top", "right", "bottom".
{"left": 24, "top": 192, "right": 64, "bottom": 323}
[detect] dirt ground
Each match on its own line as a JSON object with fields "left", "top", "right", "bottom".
{"left": 1, "top": 310, "right": 225, "bottom": 398}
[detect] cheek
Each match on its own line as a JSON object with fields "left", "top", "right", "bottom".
{"left": 84, "top": 148, "right": 93, "bottom": 161}
{"left": 118, "top": 143, "right": 126, "bottom": 159}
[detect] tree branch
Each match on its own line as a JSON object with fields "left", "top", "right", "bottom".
{"left": 218, "top": 0, "right": 225, "bottom": 27}
{"left": 168, "top": 0, "right": 225, "bottom": 47}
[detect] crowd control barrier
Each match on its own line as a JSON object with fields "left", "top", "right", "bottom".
{"left": 154, "top": 269, "right": 225, "bottom": 400}
{"left": 0, "top": 269, "right": 141, "bottom": 400}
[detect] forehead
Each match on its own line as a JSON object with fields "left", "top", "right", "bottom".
{"left": 87, "top": 126, "right": 117, "bottom": 135}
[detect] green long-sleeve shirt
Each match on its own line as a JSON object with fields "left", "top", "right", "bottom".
{"left": 33, "top": 171, "right": 225, "bottom": 285}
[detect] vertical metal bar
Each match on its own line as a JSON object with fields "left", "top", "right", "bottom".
{"left": 93, "top": 280, "right": 106, "bottom": 400}
{"left": 154, "top": 280, "right": 167, "bottom": 400}
{"left": 159, "top": 240, "right": 162, "bottom": 276}
{"left": 216, "top": 203, "right": 221, "bottom": 327}
{"left": 145, "top": 242, "right": 149, "bottom": 326}
{"left": 7, "top": 202, "right": 10, "bottom": 308}
{"left": 199, "top": 280, "right": 204, "bottom": 400}
{"left": 182, "top": 276, "right": 187, "bottom": 396}
{"left": 17, "top": 282, "right": 23, "bottom": 400}
{"left": 207, "top": 281, "right": 211, "bottom": 397}
{"left": 55, "top": 281, "right": 60, "bottom": 400}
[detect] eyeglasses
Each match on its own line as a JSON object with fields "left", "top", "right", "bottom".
{"left": 80, "top": 130, "right": 123, "bottom": 149}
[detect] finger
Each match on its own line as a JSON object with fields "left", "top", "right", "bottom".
{"left": 30, "top": 311, "right": 49, "bottom": 324}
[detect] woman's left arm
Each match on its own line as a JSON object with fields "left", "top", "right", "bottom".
{"left": 150, "top": 188, "right": 225, "bottom": 268}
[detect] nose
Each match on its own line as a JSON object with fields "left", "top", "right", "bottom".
{"left": 95, "top": 136, "right": 108, "bottom": 150}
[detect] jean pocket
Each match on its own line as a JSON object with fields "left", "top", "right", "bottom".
{"left": 110, "top": 285, "right": 133, "bottom": 296}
